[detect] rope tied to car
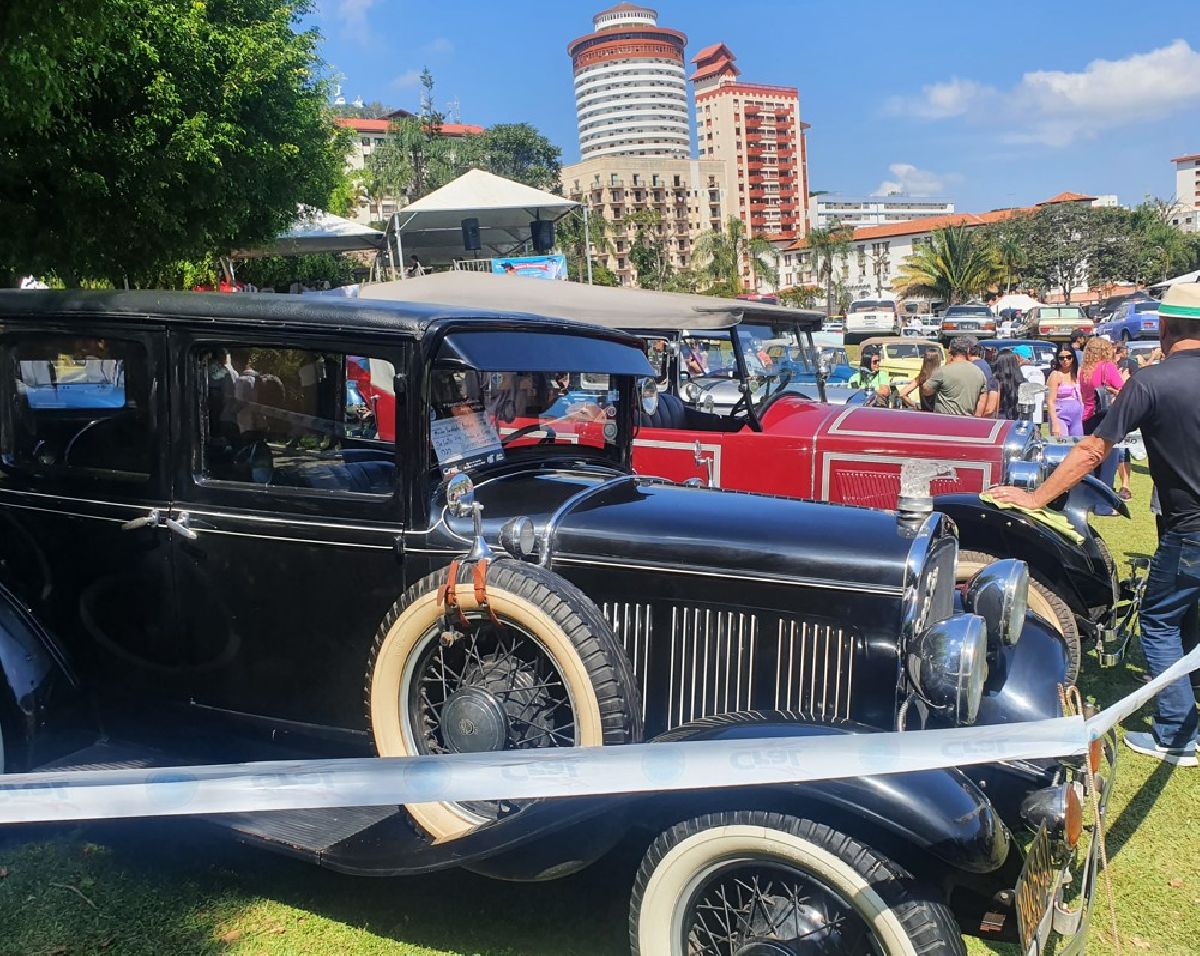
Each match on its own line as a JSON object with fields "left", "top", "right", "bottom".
{"left": 1060, "top": 683, "right": 1121, "bottom": 954}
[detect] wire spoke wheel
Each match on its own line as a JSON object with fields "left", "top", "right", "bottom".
{"left": 683, "top": 862, "right": 885, "bottom": 955}
{"left": 368, "top": 561, "right": 639, "bottom": 842}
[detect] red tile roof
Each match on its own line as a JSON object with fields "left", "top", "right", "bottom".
{"left": 1035, "top": 190, "right": 1097, "bottom": 205}
{"left": 691, "top": 42, "right": 731, "bottom": 63}
{"left": 784, "top": 208, "right": 1023, "bottom": 250}
{"left": 1171, "top": 153, "right": 1200, "bottom": 164}
{"left": 335, "top": 117, "right": 483, "bottom": 137}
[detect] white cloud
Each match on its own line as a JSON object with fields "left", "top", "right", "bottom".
{"left": 329, "top": 0, "right": 378, "bottom": 45}
{"left": 390, "top": 69, "right": 422, "bottom": 91}
{"left": 886, "top": 40, "right": 1200, "bottom": 147}
{"left": 871, "top": 163, "right": 951, "bottom": 197}
{"left": 885, "top": 78, "right": 990, "bottom": 120}
{"left": 424, "top": 37, "right": 454, "bottom": 56}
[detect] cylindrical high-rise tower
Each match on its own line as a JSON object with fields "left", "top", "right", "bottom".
{"left": 567, "top": 4, "right": 690, "bottom": 161}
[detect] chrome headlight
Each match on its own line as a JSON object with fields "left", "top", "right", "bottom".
{"left": 966, "top": 559, "right": 1029, "bottom": 649}
{"left": 907, "top": 614, "right": 988, "bottom": 725}
{"left": 1004, "top": 459, "right": 1045, "bottom": 489}
{"left": 498, "top": 516, "right": 537, "bottom": 560}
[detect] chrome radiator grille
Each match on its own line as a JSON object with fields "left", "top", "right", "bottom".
{"left": 602, "top": 601, "right": 653, "bottom": 722}
{"left": 601, "top": 602, "right": 857, "bottom": 731}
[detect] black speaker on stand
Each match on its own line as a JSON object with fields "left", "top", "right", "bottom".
{"left": 461, "top": 217, "right": 481, "bottom": 253}
{"left": 530, "top": 219, "right": 554, "bottom": 254}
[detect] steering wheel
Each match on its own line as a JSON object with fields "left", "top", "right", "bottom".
{"left": 501, "top": 402, "right": 607, "bottom": 447}
{"left": 501, "top": 421, "right": 559, "bottom": 446}
{"left": 62, "top": 409, "right": 140, "bottom": 467}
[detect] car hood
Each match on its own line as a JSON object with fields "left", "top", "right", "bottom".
{"left": 450, "top": 470, "right": 918, "bottom": 596}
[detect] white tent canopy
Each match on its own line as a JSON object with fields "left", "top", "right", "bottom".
{"left": 1149, "top": 268, "right": 1200, "bottom": 293}
{"left": 356, "top": 271, "right": 824, "bottom": 331}
{"left": 992, "top": 292, "right": 1040, "bottom": 312}
{"left": 234, "top": 205, "right": 386, "bottom": 258}
{"left": 388, "top": 169, "right": 579, "bottom": 265}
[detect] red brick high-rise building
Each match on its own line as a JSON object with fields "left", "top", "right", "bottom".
{"left": 691, "top": 44, "right": 810, "bottom": 261}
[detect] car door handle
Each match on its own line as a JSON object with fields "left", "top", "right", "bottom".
{"left": 121, "top": 508, "right": 161, "bottom": 531}
{"left": 165, "top": 512, "right": 198, "bottom": 541}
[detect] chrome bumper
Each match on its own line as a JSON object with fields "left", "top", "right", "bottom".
{"left": 1017, "top": 731, "right": 1118, "bottom": 955}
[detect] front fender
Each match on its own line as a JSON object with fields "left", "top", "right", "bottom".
{"left": 0, "top": 586, "right": 86, "bottom": 771}
{"left": 651, "top": 713, "right": 1010, "bottom": 875}
{"left": 934, "top": 493, "right": 1112, "bottom": 615}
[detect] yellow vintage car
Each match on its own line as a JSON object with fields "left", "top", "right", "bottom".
{"left": 859, "top": 336, "right": 946, "bottom": 381}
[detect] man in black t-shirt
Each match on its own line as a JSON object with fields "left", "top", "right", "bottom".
{"left": 989, "top": 284, "right": 1200, "bottom": 765}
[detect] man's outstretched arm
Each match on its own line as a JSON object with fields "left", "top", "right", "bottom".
{"left": 988, "top": 435, "right": 1113, "bottom": 509}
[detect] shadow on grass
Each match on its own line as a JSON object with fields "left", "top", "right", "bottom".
{"left": 0, "top": 817, "right": 634, "bottom": 955}
{"left": 1103, "top": 755, "right": 1176, "bottom": 862}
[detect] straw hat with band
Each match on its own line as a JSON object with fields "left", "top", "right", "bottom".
{"left": 1159, "top": 282, "right": 1200, "bottom": 320}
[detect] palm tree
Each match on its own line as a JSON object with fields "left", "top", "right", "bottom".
{"left": 693, "top": 216, "right": 778, "bottom": 296}
{"left": 804, "top": 225, "right": 852, "bottom": 315}
{"left": 895, "top": 226, "right": 1003, "bottom": 304}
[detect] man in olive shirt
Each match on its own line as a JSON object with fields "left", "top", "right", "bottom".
{"left": 921, "top": 335, "right": 986, "bottom": 416}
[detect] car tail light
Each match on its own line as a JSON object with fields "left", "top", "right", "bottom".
{"left": 1088, "top": 735, "right": 1104, "bottom": 774}
{"left": 1040, "top": 325, "right": 1052, "bottom": 334}
{"left": 944, "top": 322, "right": 958, "bottom": 330}
{"left": 1142, "top": 321, "right": 1157, "bottom": 329}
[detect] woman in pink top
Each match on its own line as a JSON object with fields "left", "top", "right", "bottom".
{"left": 1078, "top": 336, "right": 1124, "bottom": 514}
{"left": 1079, "top": 337, "right": 1124, "bottom": 433}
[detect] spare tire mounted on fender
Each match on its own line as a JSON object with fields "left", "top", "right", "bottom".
{"left": 368, "top": 560, "right": 641, "bottom": 842}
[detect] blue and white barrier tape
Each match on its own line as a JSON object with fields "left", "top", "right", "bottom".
{"left": 1, "top": 646, "right": 1196, "bottom": 826}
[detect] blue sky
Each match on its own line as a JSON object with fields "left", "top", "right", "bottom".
{"left": 310, "top": 0, "right": 1200, "bottom": 215}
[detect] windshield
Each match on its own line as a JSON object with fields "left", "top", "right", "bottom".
{"left": 945, "top": 306, "right": 991, "bottom": 317}
{"left": 1041, "top": 307, "right": 1085, "bottom": 319}
{"left": 1133, "top": 302, "right": 1160, "bottom": 313}
{"left": 427, "top": 368, "right": 625, "bottom": 473}
{"left": 849, "top": 300, "right": 895, "bottom": 313}
{"left": 882, "top": 342, "right": 933, "bottom": 360}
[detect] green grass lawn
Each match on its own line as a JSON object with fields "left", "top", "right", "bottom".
{"left": 1, "top": 463, "right": 1197, "bottom": 955}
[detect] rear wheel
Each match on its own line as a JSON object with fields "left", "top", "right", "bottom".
{"left": 630, "top": 811, "right": 965, "bottom": 956}
{"left": 367, "top": 561, "right": 639, "bottom": 841}
{"left": 1120, "top": 330, "right": 1131, "bottom": 343}
{"left": 958, "top": 550, "right": 1080, "bottom": 682}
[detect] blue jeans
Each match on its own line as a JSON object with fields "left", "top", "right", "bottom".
{"left": 1139, "top": 530, "right": 1200, "bottom": 747}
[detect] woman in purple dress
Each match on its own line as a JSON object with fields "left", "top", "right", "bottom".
{"left": 1046, "top": 349, "right": 1083, "bottom": 437}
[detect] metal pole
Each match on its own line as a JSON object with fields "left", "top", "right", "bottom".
{"left": 392, "top": 213, "right": 403, "bottom": 280}
{"left": 582, "top": 204, "right": 594, "bottom": 286}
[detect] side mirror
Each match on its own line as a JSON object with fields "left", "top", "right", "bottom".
{"left": 638, "top": 377, "right": 659, "bottom": 417}
{"left": 446, "top": 473, "right": 476, "bottom": 518}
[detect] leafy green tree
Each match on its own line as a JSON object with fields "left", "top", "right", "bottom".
{"left": 556, "top": 207, "right": 612, "bottom": 284}
{"left": 693, "top": 216, "right": 778, "bottom": 296}
{"left": 624, "top": 211, "right": 674, "bottom": 290}
{"left": 365, "top": 68, "right": 462, "bottom": 211}
{"left": 778, "top": 285, "right": 822, "bottom": 308}
{"left": 469, "top": 124, "right": 562, "bottom": 191}
{"left": 0, "top": 0, "right": 349, "bottom": 286}
{"left": 804, "top": 226, "right": 852, "bottom": 315}
{"left": 1016, "top": 202, "right": 1118, "bottom": 303}
{"left": 895, "top": 226, "right": 1003, "bottom": 304}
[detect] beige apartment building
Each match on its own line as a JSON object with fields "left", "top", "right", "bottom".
{"left": 562, "top": 155, "right": 728, "bottom": 286}
{"left": 691, "top": 45, "right": 810, "bottom": 246}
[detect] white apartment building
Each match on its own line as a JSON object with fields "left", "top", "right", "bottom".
{"left": 567, "top": 5, "right": 691, "bottom": 161}
{"left": 1171, "top": 153, "right": 1199, "bottom": 232}
{"left": 811, "top": 196, "right": 955, "bottom": 230}
{"left": 777, "top": 191, "right": 1099, "bottom": 305}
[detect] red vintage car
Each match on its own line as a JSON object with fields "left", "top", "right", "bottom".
{"left": 358, "top": 273, "right": 1143, "bottom": 677}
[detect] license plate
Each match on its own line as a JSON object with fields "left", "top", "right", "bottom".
{"left": 1016, "top": 824, "right": 1058, "bottom": 953}
{"left": 961, "top": 322, "right": 979, "bottom": 330}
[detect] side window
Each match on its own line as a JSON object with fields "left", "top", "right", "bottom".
{"left": 1, "top": 335, "right": 153, "bottom": 483}
{"left": 195, "top": 345, "right": 397, "bottom": 497}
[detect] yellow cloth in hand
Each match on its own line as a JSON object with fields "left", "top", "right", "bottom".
{"left": 979, "top": 493, "right": 1084, "bottom": 545}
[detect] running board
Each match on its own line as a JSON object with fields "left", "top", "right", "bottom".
{"left": 32, "top": 741, "right": 411, "bottom": 864}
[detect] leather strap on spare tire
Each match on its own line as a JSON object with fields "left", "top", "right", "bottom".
{"left": 367, "top": 559, "right": 641, "bottom": 842}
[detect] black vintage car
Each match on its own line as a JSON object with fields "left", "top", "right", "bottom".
{"left": 0, "top": 291, "right": 1111, "bottom": 956}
